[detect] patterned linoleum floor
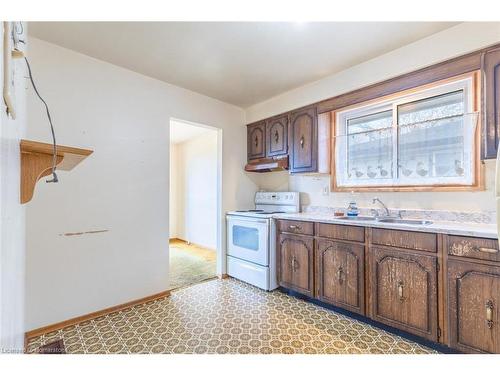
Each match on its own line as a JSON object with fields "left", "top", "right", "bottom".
{"left": 27, "top": 278, "right": 436, "bottom": 354}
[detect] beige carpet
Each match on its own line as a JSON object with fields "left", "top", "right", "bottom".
{"left": 168, "top": 239, "right": 216, "bottom": 290}
{"left": 27, "top": 278, "right": 436, "bottom": 354}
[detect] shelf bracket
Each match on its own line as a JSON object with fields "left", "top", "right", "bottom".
{"left": 20, "top": 139, "right": 93, "bottom": 204}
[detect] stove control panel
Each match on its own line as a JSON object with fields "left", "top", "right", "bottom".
{"left": 255, "top": 192, "right": 300, "bottom": 211}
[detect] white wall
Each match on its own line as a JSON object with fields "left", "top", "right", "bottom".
{"left": 246, "top": 22, "right": 500, "bottom": 213}
{"left": 0, "top": 23, "right": 27, "bottom": 352}
{"left": 170, "top": 131, "right": 218, "bottom": 249}
{"left": 25, "top": 37, "right": 254, "bottom": 331}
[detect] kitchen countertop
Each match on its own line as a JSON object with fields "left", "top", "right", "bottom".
{"left": 273, "top": 212, "right": 498, "bottom": 239}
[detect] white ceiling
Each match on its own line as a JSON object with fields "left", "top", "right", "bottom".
{"left": 170, "top": 120, "right": 213, "bottom": 144}
{"left": 29, "top": 22, "right": 458, "bottom": 108}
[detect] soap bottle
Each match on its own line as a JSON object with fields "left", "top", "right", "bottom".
{"left": 346, "top": 192, "right": 359, "bottom": 217}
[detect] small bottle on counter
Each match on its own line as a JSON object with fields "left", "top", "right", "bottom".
{"left": 346, "top": 200, "right": 359, "bottom": 217}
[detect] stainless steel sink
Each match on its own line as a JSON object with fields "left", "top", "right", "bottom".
{"left": 377, "top": 218, "right": 433, "bottom": 225}
{"left": 336, "top": 216, "right": 432, "bottom": 225}
{"left": 337, "top": 216, "right": 376, "bottom": 221}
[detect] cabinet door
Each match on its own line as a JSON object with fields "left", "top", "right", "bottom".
{"left": 483, "top": 47, "right": 500, "bottom": 159}
{"left": 277, "top": 233, "right": 314, "bottom": 297}
{"left": 370, "top": 246, "right": 438, "bottom": 341}
{"left": 289, "top": 107, "right": 317, "bottom": 173}
{"left": 266, "top": 115, "right": 288, "bottom": 157}
{"left": 247, "top": 122, "right": 266, "bottom": 160}
{"left": 448, "top": 260, "right": 500, "bottom": 353}
{"left": 315, "top": 239, "right": 364, "bottom": 314}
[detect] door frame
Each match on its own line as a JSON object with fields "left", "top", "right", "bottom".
{"left": 168, "top": 117, "right": 224, "bottom": 278}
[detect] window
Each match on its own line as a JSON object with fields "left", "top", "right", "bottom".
{"left": 334, "top": 74, "right": 479, "bottom": 190}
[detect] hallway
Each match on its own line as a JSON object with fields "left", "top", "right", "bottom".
{"left": 169, "top": 239, "right": 216, "bottom": 290}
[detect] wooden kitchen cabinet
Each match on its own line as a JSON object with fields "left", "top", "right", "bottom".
{"left": 369, "top": 246, "right": 438, "bottom": 341}
{"left": 266, "top": 115, "right": 288, "bottom": 157}
{"left": 277, "top": 233, "right": 314, "bottom": 297}
{"left": 289, "top": 106, "right": 318, "bottom": 173}
{"left": 315, "top": 238, "right": 364, "bottom": 314}
{"left": 482, "top": 47, "right": 500, "bottom": 159}
{"left": 247, "top": 121, "right": 266, "bottom": 160}
{"left": 447, "top": 259, "right": 500, "bottom": 353}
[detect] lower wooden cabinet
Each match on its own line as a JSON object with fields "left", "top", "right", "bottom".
{"left": 369, "top": 246, "right": 438, "bottom": 341}
{"left": 277, "top": 233, "right": 314, "bottom": 297}
{"left": 315, "top": 238, "right": 364, "bottom": 314}
{"left": 275, "top": 220, "right": 500, "bottom": 353}
{"left": 448, "top": 259, "right": 500, "bottom": 353}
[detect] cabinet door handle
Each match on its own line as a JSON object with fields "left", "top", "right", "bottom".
{"left": 337, "top": 266, "right": 344, "bottom": 285}
{"left": 254, "top": 136, "right": 258, "bottom": 148}
{"left": 474, "top": 246, "right": 499, "bottom": 254}
{"left": 300, "top": 136, "right": 304, "bottom": 148}
{"left": 397, "top": 281, "right": 405, "bottom": 302}
{"left": 291, "top": 256, "right": 298, "bottom": 272}
{"left": 274, "top": 130, "right": 279, "bottom": 143}
{"left": 486, "top": 300, "right": 494, "bottom": 329}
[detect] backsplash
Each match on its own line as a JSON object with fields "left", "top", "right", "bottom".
{"left": 302, "top": 205, "right": 496, "bottom": 224}
{"left": 247, "top": 160, "right": 497, "bottom": 224}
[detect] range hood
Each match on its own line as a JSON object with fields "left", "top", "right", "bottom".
{"left": 244, "top": 156, "right": 289, "bottom": 173}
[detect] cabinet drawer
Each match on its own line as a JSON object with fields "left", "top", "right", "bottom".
{"left": 277, "top": 220, "right": 314, "bottom": 236}
{"left": 315, "top": 223, "right": 364, "bottom": 242}
{"left": 448, "top": 235, "right": 500, "bottom": 263}
{"left": 371, "top": 228, "right": 437, "bottom": 253}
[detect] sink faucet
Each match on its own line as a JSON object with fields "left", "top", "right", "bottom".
{"left": 372, "top": 197, "right": 390, "bottom": 217}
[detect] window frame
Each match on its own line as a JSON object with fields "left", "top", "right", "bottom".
{"left": 331, "top": 71, "right": 482, "bottom": 192}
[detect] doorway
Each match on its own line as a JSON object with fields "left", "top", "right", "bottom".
{"left": 169, "top": 118, "right": 220, "bottom": 290}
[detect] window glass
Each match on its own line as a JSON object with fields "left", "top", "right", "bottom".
{"left": 346, "top": 111, "right": 393, "bottom": 182}
{"left": 398, "top": 91, "right": 465, "bottom": 180}
{"left": 232, "top": 225, "right": 259, "bottom": 251}
{"left": 334, "top": 76, "right": 476, "bottom": 189}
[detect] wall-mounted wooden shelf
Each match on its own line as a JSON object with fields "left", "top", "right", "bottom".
{"left": 20, "top": 139, "right": 93, "bottom": 204}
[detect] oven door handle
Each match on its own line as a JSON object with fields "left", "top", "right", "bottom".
{"left": 227, "top": 216, "right": 268, "bottom": 225}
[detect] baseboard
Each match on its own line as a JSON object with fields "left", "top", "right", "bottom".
{"left": 169, "top": 238, "right": 216, "bottom": 252}
{"left": 25, "top": 289, "right": 171, "bottom": 342}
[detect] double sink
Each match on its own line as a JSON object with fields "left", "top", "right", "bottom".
{"left": 337, "top": 216, "right": 433, "bottom": 225}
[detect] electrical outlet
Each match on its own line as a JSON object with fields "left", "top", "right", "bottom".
{"left": 322, "top": 185, "right": 329, "bottom": 196}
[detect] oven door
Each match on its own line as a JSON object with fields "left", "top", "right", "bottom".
{"left": 227, "top": 215, "right": 269, "bottom": 266}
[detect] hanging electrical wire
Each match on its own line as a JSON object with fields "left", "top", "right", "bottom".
{"left": 24, "top": 56, "right": 59, "bottom": 183}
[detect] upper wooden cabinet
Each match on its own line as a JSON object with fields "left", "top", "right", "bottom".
{"left": 483, "top": 47, "right": 500, "bottom": 159}
{"left": 289, "top": 106, "right": 318, "bottom": 173}
{"left": 266, "top": 115, "right": 288, "bottom": 157}
{"left": 448, "top": 259, "right": 500, "bottom": 353}
{"left": 247, "top": 121, "right": 266, "bottom": 160}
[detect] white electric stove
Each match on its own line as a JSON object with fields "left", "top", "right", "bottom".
{"left": 226, "top": 192, "right": 300, "bottom": 290}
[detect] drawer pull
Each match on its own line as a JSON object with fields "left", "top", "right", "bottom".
{"left": 289, "top": 225, "right": 301, "bottom": 232}
{"left": 337, "top": 266, "right": 344, "bottom": 285}
{"left": 291, "top": 256, "right": 298, "bottom": 272}
{"left": 486, "top": 300, "right": 494, "bottom": 329}
{"left": 397, "top": 281, "right": 405, "bottom": 302}
{"left": 474, "top": 246, "right": 499, "bottom": 254}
